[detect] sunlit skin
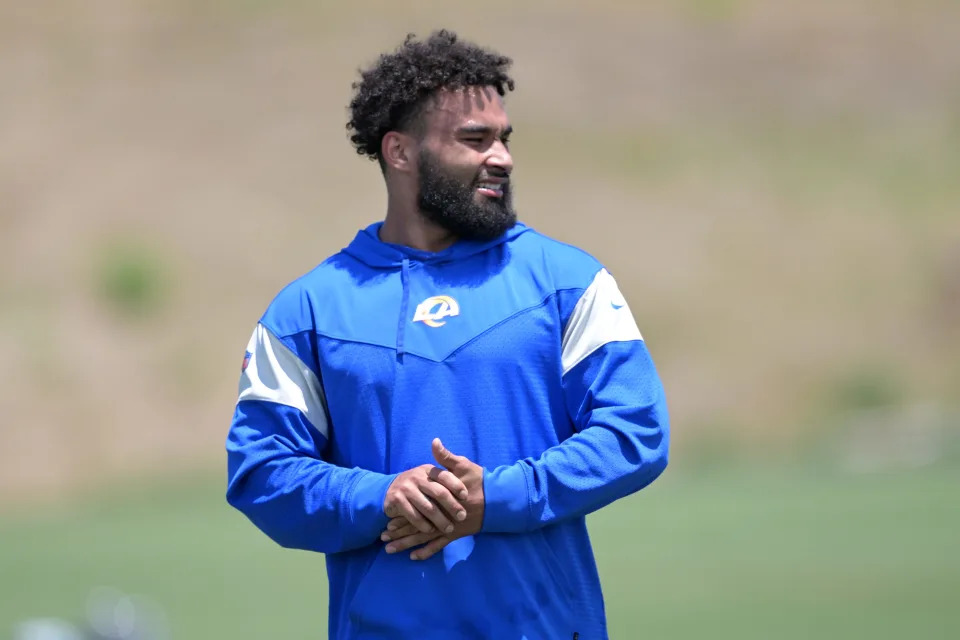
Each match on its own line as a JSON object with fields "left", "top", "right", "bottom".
{"left": 382, "top": 438, "right": 485, "bottom": 561}
{"left": 379, "top": 86, "right": 514, "bottom": 252}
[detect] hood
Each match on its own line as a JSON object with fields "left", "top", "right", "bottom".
{"left": 342, "top": 221, "right": 530, "bottom": 269}
{"left": 341, "top": 221, "right": 529, "bottom": 360}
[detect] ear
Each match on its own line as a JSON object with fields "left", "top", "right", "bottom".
{"left": 381, "top": 131, "right": 415, "bottom": 173}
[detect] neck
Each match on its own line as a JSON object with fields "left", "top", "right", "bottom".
{"left": 380, "top": 194, "right": 458, "bottom": 253}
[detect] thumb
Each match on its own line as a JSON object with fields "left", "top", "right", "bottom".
{"left": 432, "top": 438, "right": 461, "bottom": 470}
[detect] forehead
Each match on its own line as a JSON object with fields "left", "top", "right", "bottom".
{"left": 422, "top": 86, "right": 509, "bottom": 134}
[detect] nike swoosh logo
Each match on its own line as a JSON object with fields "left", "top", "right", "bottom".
{"left": 611, "top": 302, "right": 624, "bottom": 310}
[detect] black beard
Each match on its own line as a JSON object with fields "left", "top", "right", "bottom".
{"left": 416, "top": 149, "right": 516, "bottom": 241}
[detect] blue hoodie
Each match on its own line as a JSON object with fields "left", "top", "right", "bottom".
{"left": 226, "top": 222, "right": 669, "bottom": 639}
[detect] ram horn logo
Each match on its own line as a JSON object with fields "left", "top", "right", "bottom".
{"left": 412, "top": 295, "right": 460, "bottom": 328}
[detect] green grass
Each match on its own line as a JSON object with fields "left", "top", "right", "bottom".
{"left": 1, "top": 463, "right": 958, "bottom": 639}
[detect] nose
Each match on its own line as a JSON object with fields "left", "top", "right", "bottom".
{"left": 485, "top": 140, "right": 513, "bottom": 175}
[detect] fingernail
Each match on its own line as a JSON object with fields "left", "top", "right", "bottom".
{"left": 410, "top": 552, "right": 420, "bottom": 561}
{"left": 445, "top": 525, "right": 454, "bottom": 534}
{"left": 457, "top": 511, "right": 466, "bottom": 521}
{"left": 386, "top": 545, "right": 396, "bottom": 553}
{"left": 459, "top": 491, "right": 468, "bottom": 500}
{"left": 387, "top": 523, "right": 396, "bottom": 531}
{"left": 380, "top": 532, "right": 390, "bottom": 541}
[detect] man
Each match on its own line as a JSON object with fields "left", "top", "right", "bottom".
{"left": 226, "top": 29, "right": 669, "bottom": 639}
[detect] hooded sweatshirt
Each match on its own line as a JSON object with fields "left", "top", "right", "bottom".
{"left": 226, "top": 221, "right": 669, "bottom": 639}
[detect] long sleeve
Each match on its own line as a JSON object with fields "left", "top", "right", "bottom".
{"left": 226, "top": 323, "right": 396, "bottom": 553}
{"left": 482, "top": 268, "right": 669, "bottom": 533}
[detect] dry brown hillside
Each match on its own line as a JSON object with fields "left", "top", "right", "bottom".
{"left": 1, "top": 0, "right": 958, "bottom": 501}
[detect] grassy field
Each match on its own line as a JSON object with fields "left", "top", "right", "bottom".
{"left": 2, "top": 461, "right": 957, "bottom": 639}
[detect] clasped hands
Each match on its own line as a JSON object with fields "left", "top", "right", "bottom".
{"left": 380, "top": 438, "right": 484, "bottom": 561}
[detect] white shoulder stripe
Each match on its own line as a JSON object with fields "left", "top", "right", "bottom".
{"left": 238, "top": 323, "right": 329, "bottom": 439}
{"left": 561, "top": 269, "right": 643, "bottom": 376}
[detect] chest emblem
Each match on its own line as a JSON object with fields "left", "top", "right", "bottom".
{"left": 412, "top": 295, "right": 460, "bottom": 327}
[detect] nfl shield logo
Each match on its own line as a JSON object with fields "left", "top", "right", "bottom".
{"left": 241, "top": 351, "right": 252, "bottom": 372}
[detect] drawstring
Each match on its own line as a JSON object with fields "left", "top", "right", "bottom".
{"left": 396, "top": 257, "right": 410, "bottom": 361}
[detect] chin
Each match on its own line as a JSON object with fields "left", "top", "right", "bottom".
{"left": 473, "top": 193, "right": 497, "bottom": 204}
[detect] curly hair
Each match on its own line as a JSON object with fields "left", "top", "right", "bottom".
{"left": 346, "top": 30, "right": 515, "bottom": 167}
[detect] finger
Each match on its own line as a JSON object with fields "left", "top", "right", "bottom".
{"left": 396, "top": 495, "right": 434, "bottom": 534}
{"left": 411, "top": 491, "right": 454, "bottom": 534}
{"left": 431, "top": 438, "right": 465, "bottom": 472}
{"left": 381, "top": 523, "right": 420, "bottom": 542}
{"left": 385, "top": 530, "right": 443, "bottom": 554}
{"left": 422, "top": 481, "right": 467, "bottom": 523}
{"left": 428, "top": 467, "right": 468, "bottom": 501}
{"left": 411, "top": 535, "right": 453, "bottom": 561}
{"left": 383, "top": 501, "right": 401, "bottom": 519}
{"left": 386, "top": 517, "right": 407, "bottom": 531}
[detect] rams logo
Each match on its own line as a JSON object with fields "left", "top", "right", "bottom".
{"left": 413, "top": 295, "right": 460, "bottom": 328}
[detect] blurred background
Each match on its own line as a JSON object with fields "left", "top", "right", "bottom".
{"left": 1, "top": 0, "right": 958, "bottom": 638}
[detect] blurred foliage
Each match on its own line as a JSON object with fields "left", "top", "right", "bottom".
{"left": 94, "top": 242, "right": 169, "bottom": 320}
{"left": 830, "top": 366, "right": 904, "bottom": 413}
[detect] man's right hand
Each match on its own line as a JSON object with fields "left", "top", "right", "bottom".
{"left": 383, "top": 465, "right": 469, "bottom": 534}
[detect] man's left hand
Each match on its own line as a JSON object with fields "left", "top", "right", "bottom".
{"left": 380, "top": 438, "right": 484, "bottom": 560}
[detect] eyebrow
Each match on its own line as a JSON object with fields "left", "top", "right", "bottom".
{"left": 457, "top": 124, "right": 513, "bottom": 137}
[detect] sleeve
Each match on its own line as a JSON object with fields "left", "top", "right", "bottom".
{"left": 482, "top": 268, "right": 669, "bottom": 533}
{"left": 225, "top": 323, "right": 396, "bottom": 553}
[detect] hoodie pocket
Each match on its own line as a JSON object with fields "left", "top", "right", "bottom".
{"left": 344, "top": 549, "right": 464, "bottom": 636}
{"left": 534, "top": 529, "right": 577, "bottom": 602}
